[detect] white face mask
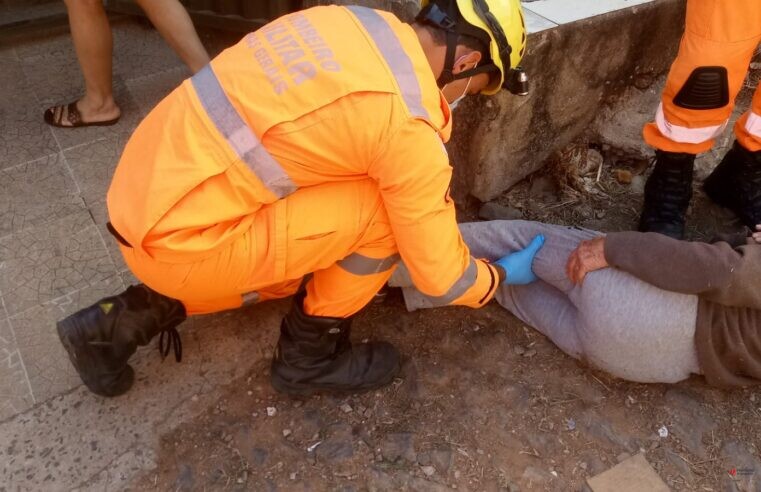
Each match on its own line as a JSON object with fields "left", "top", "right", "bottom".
{"left": 448, "top": 75, "right": 473, "bottom": 110}
{"left": 445, "top": 57, "right": 477, "bottom": 111}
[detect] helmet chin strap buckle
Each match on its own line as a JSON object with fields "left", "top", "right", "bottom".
{"left": 505, "top": 67, "right": 529, "bottom": 96}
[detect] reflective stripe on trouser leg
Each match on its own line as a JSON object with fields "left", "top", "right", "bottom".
{"left": 305, "top": 260, "right": 397, "bottom": 318}
{"left": 643, "top": 0, "right": 761, "bottom": 154}
{"left": 735, "top": 87, "right": 761, "bottom": 152}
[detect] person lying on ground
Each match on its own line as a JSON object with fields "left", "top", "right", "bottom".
{"left": 392, "top": 221, "right": 761, "bottom": 387}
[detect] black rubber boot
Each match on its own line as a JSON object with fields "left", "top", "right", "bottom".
{"left": 56, "top": 284, "right": 186, "bottom": 397}
{"left": 270, "top": 293, "right": 401, "bottom": 396}
{"left": 703, "top": 141, "right": 761, "bottom": 229}
{"left": 638, "top": 150, "right": 696, "bottom": 239}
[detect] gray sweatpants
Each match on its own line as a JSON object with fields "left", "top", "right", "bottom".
{"left": 392, "top": 220, "right": 701, "bottom": 384}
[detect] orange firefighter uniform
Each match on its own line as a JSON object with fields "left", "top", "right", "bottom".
{"left": 107, "top": 5, "right": 501, "bottom": 318}
{"left": 643, "top": 0, "right": 761, "bottom": 154}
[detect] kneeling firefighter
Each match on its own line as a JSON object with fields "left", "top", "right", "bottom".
{"left": 639, "top": 0, "right": 761, "bottom": 239}
{"left": 57, "top": 0, "right": 544, "bottom": 397}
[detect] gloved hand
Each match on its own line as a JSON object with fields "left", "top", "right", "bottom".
{"left": 495, "top": 234, "right": 545, "bottom": 285}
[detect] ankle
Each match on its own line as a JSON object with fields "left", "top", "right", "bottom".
{"left": 79, "top": 94, "right": 119, "bottom": 114}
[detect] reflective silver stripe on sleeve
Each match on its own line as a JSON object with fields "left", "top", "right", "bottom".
{"left": 423, "top": 258, "right": 478, "bottom": 306}
{"left": 338, "top": 252, "right": 401, "bottom": 275}
{"left": 347, "top": 6, "right": 431, "bottom": 121}
{"left": 191, "top": 65, "right": 297, "bottom": 199}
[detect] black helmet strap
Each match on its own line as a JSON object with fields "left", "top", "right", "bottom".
{"left": 417, "top": 2, "right": 490, "bottom": 88}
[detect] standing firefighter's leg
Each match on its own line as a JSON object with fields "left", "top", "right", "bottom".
{"left": 640, "top": 0, "right": 761, "bottom": 237}
{"left": 705, "top": 84, "right": 761, "bottom": 228}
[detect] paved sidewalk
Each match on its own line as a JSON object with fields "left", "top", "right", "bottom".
{"left": 0, "top": 16, "right": 288, "bottom": 490}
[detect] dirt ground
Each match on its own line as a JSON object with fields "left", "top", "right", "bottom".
{"left": 131, "top": 82, "right": 761, "bottom": 492}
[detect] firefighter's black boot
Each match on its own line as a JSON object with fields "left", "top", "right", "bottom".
{"left": 703, "top": 141, "right": 761, "bottom": 229}
{"left": 270, "top": 293, "right": 401, "bottom": 396}
{"left": 57, "top": 284, "right": 186, "bottom": 397}
{"left": 638, "top": 150, "right": 696, "bottom": 239}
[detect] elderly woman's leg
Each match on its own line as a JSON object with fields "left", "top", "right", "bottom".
{"left": 395, "top": 220, "right": 702, "bottom": 383}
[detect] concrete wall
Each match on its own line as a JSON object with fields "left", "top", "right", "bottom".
{"left": 449, "top": 0, "right": 686, "bottom": 202}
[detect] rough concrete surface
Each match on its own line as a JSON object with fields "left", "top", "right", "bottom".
{"left": 449, "top": 0, "right": 687, "bottom": 202}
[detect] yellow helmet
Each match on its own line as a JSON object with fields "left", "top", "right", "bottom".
{"left": 417, "top": 0, "right": 528, "bottom": 95}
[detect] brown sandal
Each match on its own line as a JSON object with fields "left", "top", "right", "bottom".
{"left": 44, "top": 101, "right": 120, "bottom": 128}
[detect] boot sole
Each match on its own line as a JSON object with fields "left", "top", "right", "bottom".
{"left": 270, "top": 360, "right": 401, "bottom": 397}
{"left": 56, "top": 316, "right": 134, "bottom": 397}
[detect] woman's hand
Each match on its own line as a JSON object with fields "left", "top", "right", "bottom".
{"left": 753, "top": 225, "right": 761, "bottom": 244}
{"left": 566, "top": 236, "right": 609, "bottom": 284}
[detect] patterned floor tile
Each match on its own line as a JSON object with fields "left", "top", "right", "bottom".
{"left": 63, "top": 135, "right": 126, "bottom": 207}
{"left": 105, "top": 226, "right": 128, "bottom": 273}
{"left": 112, "top": 21, "right": 187, "bottom": 82}
{"left": 64, "top": 137, "right": 131, "bottom": 272}
{"left": 12, "top": 22, "right": 76, "bottom": 60}
{"left": 0, "top": 316, "right": 35, "bottom": 421}
{"left": 0, "top": 152, "right": 86, "bottom": 238}
{"left": 9, "top": 274, "right": 125, "bottom": 402}
{"left": 126, "top": 66, "right": 190, "bottom": 117}
{"left": 0, "top": 211, "right": 116, "bottom": 316}
{"left": 0, "top": 61, "right": 59, "bottom": 170}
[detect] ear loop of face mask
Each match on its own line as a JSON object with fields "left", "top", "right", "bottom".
{"left": 446, "top": 56, "right": 478, "bottom": 110}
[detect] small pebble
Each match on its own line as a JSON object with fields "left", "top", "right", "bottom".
{"left": 247, "top": 391, "right": 253, "bottom": 396}
{"left": 267, "top": 407, "right": 277, "bottom": 417}
{"left": 421, "top": 465, "right": 436, "bottom": 476}
{"left": 523, "top": 349, "right": 537, "bottom": 358}
{"left": 340, "top": 403, "right": 353, "bottom": 413}
{"left": 454, "top": 470, "right": 461, "bottom": 479}
{"left": 566, "top": 418, "right": 576, "bottom": 431}
{"left": 282, "top": 429, "right": 292, "bottom": 438}
{"left": 514, "top": 346, "right": 526, "bottom": 356}
{"left": 191, "top": 395, "right": 199, "bottom": 402}
{"left": 658, "top": 425, "right": 668, "bottom": 438}
{"left": 614, "top": 169, "right": 633, "bottom": 184}
{"left": 290, "top": 472, "right": 297, "bottom": 480}
{"left": 251, "top": 412, "right": 258, "bottom": 418}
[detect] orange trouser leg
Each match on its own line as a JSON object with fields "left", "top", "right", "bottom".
{"left": 643, "top": 0, "right": 761, "bottom": 154}
{"left": 121, "top": 179, "right": 397, "bottom": 317}
{"left": 734, "top": 85, "right": 761, "bottom": 152}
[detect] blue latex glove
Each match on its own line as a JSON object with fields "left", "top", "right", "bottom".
{"left": 495, "top": 234, "right": 545, "bottom": 285}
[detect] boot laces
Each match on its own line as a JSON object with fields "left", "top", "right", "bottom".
{"left": 158, "top": 328, "right": 182, "bottom": 362}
